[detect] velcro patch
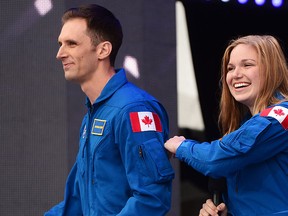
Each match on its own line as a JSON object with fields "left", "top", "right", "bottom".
{"left": 91, "top": 119, "right": 106, "bottom": 135}
{"left": 129, "top": 112, "right": 162, "bottom": 132}
{"left": 260, "top": 106, "right": 288, "bottom": 130}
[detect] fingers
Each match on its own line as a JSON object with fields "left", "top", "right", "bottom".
{"left": 217, "top": 203, "right": 228, "bottom": 216}
{"left": 164, "top": 136, "right": 185, "bottom": 154}
{"left": 199, "top": 199, "right": 219, "bottom": 216}
{"left": 173, "top": 135, "right": 185, "bottom": 140}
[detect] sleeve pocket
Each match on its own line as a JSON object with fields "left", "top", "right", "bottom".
{"left": 140, "top": 138, "right": 175, "bottom": 183}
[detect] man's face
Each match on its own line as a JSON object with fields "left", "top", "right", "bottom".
{"left": 56, "top": 18, "right": 98, "bottom": 83}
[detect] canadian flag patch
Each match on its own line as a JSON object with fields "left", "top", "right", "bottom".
{"left": 260, "top": 106, "right": 288, "bottom": 130}
{"left": 129, "top": 112, "right": 162, "bottom": 132}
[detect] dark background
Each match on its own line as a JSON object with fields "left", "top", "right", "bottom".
{"left": 0, "top": 0, "right": 288, "bottom": 215}
{"left": 179, "top": 0, "right": 288, "bottom": 215}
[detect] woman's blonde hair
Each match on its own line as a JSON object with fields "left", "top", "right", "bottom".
{"left": 219, "top": 35, "right": 288, "bottom": 135}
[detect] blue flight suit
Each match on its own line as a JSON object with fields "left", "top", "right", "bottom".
{"left": 176, "top": 102, "right": 288, "bottom": 215}
{"left": 45, "top": 69, "right": 174, "bottom": 216}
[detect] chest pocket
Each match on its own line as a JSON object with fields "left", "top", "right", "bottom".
{"left": 90, "top": 119, "right": 112, "bottom": 156}
{"left": 77, "top": 119, "right": 112, "bottom": 178}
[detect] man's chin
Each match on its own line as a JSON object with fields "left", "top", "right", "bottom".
{"left": 64, "top": 74, "right": 77, "bottom": 82}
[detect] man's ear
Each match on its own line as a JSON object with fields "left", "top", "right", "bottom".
{"left": 97, "top": 41, "right": 112, "bottom": 60}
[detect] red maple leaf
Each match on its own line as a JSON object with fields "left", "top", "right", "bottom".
{"left": 142, "top": 115, "right": 153, "bottom": 127}
{"left": 274, "top": 108, "right": 285, "bottom": 116}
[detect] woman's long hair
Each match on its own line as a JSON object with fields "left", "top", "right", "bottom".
{"left": 219, "top": 35, "right": 288, "bottom": 135}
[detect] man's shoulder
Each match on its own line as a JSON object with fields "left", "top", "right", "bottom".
{"left": 112, "top": 82, "right": 158, "bottom": 105}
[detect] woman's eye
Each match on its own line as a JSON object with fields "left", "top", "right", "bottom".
{"left": 227, "top": 67, "right": 233, "bottom": 71}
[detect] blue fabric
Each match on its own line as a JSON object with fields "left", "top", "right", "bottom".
{"left": 45, "top": 69, "right": 174, "bottom": 216}
{"left": 176, "top": 102, "right": 288, "bottom": 216}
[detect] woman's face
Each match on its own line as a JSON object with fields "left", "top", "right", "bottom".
{"left": 226, "top": 44, "right": 261, "bottom": 112}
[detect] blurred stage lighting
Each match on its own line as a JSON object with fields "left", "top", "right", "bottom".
{"left": 272, "top": 0, "right": 283, "bottom": 7}
{"left": 201, "top": 0, "right": 285, "bottom": 8}
{"left": 255, "top": 0, "right": 266, "bottom": 5}
{"left": 238, "top": 0, "right": 248, "bottom": 4}
{"left": 0, "top": 1, "right": 53, "bottom": 47}
{"left": 123, "top": 55, "right": 140, "bottom": 79}
{"left": 34, "top": 0, "right": 53, "bottom": 16}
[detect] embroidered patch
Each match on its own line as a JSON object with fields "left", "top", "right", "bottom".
{"left": 129, "top": 112, "right": 162, "bottom": 132}
{"left": 260, "top": 106, "right": 288, "bottom": 130}
{"left": 91, "top": 119, "right": 106, "bottom": 135}
{"left": 82, "top": 125, "right": 87, "bottom": 138}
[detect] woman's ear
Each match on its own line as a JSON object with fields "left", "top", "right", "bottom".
{"left": 97, "top": 41, "right": 112, "bottom": 60}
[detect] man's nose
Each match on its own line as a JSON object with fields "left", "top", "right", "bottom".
{"left": 56, "top": 46, "right": 65, "bottom": 60}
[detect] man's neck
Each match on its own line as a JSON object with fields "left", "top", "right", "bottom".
{"left": 81, "top": 66, "right": 115, "bottom": 104}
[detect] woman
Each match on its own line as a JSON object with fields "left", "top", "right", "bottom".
{"left": 165, "top": 35, "right": 288, "bottom": 215}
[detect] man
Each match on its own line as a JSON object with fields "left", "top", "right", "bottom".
{"left": 45, "top": 4, "right": 174, "bottom": 216}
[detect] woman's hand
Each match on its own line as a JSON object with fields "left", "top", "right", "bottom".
{"left": 164, "top": 136, "right": 186, "bottom": 154}
{"left": 199, "top": 199, "right": 227, "bottom": 216}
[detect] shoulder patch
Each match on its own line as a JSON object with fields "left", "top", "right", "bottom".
{"left": 129, "top": 112, "right": 162, "bottom": 132}
{"left": 260, "top": 106, "right": 288, "bottom": 130}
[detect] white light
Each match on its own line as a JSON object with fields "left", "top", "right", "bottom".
{"left": 255, "top": 0, "right": 265, "bottom": 6}
{"left": 238, "top": 0, "right": 248, "bottom": 4}
{"left": 34, "top": 0, "right": 53, "bottom": 16}
{"left": 272, "top": 0, "right": 283, "bottom": 7}
{"left": 123, "top": 55, "right": 140, "bottom": 79}
{"left": 221, "top": 0, "right": 230, "bottom": 2}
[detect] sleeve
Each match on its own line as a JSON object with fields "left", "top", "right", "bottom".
{"left": 44, "top": 116, "right": 88, "bottom": 216}
{"left": 44, "top": 163, "right": 83, "bottom": 216}
{"left": 176, "top": 111, "right": 288, "bottom": 178}
{"left": 115, "top": 103, "right": 175, "bottom": 216}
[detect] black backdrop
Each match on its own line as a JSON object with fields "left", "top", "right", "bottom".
{"left": 181, "top": 0, "right": 288, "bottom": 141}
{"left": 179, "top": 1, "right": 288, "bottom": 215}
{"left": 0, "top": 1, "right": 67, "bottom": 216}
